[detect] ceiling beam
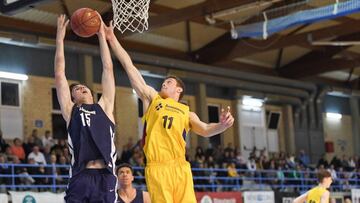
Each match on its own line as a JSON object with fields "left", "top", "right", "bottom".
{"left": 280, "top": 59, "right": 359, "bottom": 79}
{"left": 278, "top": 32, "right": 360, "bottom": 78}
{"left": 0, "top": 14, "right": 270, "bottom": 74}
{"left": 148, "top": 0, "right": 254, "bottom": 31}
{"left": 0, "top": 0, "right": 52, "bottom": 15}
{"left": 194, "top": 17, "right": 360, "bottom": 63}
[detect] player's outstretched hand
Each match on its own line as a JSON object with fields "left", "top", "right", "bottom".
{"left": 220, "top": 106, "right": 234, "bottom": 128}
{"left": 56, "top": 14, "right": 69, "bottom": 41}
{"left": 104, "top": 20, "right": 116, "bottom": 42}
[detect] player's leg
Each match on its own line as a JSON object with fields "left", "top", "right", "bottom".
{"left": 145, "top": 165, "right": 174, "bottom": 203}
{"left": 174, "top": 162, "right": 197, "bottom": 203}
{"left": 64, "top": 172, "right": 91, "bottom": 203}
{"left": 88, "top": 169, "right": 117, "bottom": 203}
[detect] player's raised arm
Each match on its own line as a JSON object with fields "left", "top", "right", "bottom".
{"left": 190, "top": 106, "right": 234, "bottom": 137}
{"left": 54, "top": 14, "right": 73, "bottom": 124}
{"left": 104, "top": 22, "right": 157, "bottom": 103}
{"left": 97, "top": 21, "right": 115, "bottom": 122}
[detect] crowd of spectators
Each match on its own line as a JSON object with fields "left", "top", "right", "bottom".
{"left": 1, "top": 131, "right": 360, "bottom": 193}
{"left": 0, "top": 129, "right": 70, "bottom": 192}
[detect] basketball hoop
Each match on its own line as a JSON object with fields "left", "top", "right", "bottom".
{"left": 111, "top": 0, "right": 150, "bottom": 33}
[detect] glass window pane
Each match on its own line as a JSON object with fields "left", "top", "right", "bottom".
{"left": 1, "top": 82, "right": 19, "bottom": 106}
{"left": 52, "top": 88, "right": 60, "bottom": 110}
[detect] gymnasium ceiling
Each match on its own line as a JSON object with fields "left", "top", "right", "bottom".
{"left": 1, "top": 0, "right": 360, "bottom": 89}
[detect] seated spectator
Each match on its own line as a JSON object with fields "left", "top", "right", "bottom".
{"left": 330, "top": 155, "right": 341, "bottom": 169}
{"left": 317, "top": 154, "right": 329, "bottom": 168}
{"left": 247, "top": 157, "right": 257, "bottom": 172}
{"left": 50, "top": 139, "right": 66, "bottom": 157}
{"left": 0, "top": 131, "right": 9, "bottom": 153}
{"left": 28, "top": 145, "right": 46, "bottom": 165}
{"left": 58, "top": 155, "right": 70, "bottom": 184}
{"left": 235, "top": 151, "right": 247, "bottom": 169}
{"left": 10, "top": 138, "right": 25, "bottom": 162}
{"left": 23, "top": 136, "right": 35, "bottom": 157}
{"left": 0, "top": 153, "right": 11, "bottom": 192}
{"left": 4, "top": 145, "right": 16, "bottom": 162}
{"left": 227, "top": 162, "right": 241, "bottom": 190}
{"left": 31, "top": 129, "right": 43, "bottom": 149}
{"left": 118, "top": 137, "right": 135, "bottom": 164}
{"left": 42, "top": 130, "right": 56, "bottom": 149}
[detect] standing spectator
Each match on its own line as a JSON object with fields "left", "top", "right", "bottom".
{"left": 298, "top": 150, "right": 310, "bottom": 167}
{"left": 42, "top": 130, "right": 56, "bottom": 149}
{"left": 10, "top": 138, "right": 25, "bottom": 162}
{"left": 28, "top": 145, "right": 47, "bottom": 165}
{"left": 0, "top": 130, "right": 9, "bottom": 153}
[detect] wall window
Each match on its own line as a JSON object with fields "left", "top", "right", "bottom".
{"left": 52, "top": 88, "right": 61, "bottom": 110}
{"left": 1, "top": 81, "right": 19, "bottom": 107}
{"left": 208, "top": 105, "right": 221, "bottom": 147}
{"left": 51, "top": 87, "right": 66, "bottom": 139}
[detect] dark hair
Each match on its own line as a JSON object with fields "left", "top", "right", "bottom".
{"left": 317, "top": 169, "right": 331, "bottom": 183}
{"left": 116, "top": 163, "right": 133, "bottom": 175}
{"left": 69, "top": 83, "right": 80, "bottom": 102}
{"left": 164, "top": 75, "right": 185, "bottom": 101}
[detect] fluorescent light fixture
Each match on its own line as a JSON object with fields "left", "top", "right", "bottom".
{"left": 0, "top": 71, "right": 28, "bottom": 80}
{"left": 242, "top": 97, "right": 263, "bottom": 107}
{"left": 311, "top": 41, "right": 360, "bottom": 46}
{"left": 326, "top": 112, "right": 342, "bottom": 120}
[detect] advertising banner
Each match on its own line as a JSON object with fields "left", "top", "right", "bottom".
{"left": 0, "top": 194, "right": 8, "bottom": 203}
{"left": 196, "top": 192, "right": 242, "bottom": 203}
{"left": 243, "top": 191, "right": 274, "bottom": 203}
{"left": 9, "top": 191, "right": 65, "bottom": 203}
{"left": 274, "top": 191, "right": 299, "bottom": 203}
{"left": 352, "top": 189, "right": 360, "bottom": 203}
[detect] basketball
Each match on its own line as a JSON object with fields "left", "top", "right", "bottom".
{"left": 70, "top": 8, "right": 101, "bottom": 38}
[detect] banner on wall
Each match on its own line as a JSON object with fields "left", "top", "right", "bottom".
{"left": 9, "top": 191, "right": 65, "bottom": 203}
{"left": 274, "top": 191, "right": 299, "bottom": 203}
{"left": 243, "top": 191, "right": 274, "bottom": 203}
{"left": 352, "top": 189, "right": 360, "bottom": 203}
{"left": 196, "top": 192, "right": 242, "bottom": 203}
{"left": 0, "top": 194, "right": 8, "bottom": 203}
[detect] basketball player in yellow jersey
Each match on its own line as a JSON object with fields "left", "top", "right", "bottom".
{"left": 293, "top": 170, "right": 332, "bottom": 203}
{"left": 104, "top": 23, "right": 234, "bottom": 203}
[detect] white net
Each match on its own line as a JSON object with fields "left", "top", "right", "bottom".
{"left": 111, "top": 0, "right": 150, "bottom": 33}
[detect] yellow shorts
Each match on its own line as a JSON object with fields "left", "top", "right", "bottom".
{"left": 145, "top": 159, "right": 197, "bottom": 203}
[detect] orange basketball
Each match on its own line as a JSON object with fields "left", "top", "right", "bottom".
{"left": 70, "top": 8, "right": 101, "bottom": 38}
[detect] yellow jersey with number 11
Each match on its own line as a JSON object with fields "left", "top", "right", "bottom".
{"left": 142, "top": 94, "right": 190, "bottom": 163}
